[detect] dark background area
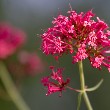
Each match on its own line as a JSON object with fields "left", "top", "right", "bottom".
{"left": 0, "top": 0, "right": 110, "bottom": 110}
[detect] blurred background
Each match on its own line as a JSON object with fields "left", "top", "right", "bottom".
{"left": 0, "top": 0, "right": 110, "bottom": 110}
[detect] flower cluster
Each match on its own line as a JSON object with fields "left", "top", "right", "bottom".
{"left": 0, "top": 23, "right": 26, "bottom": 59}
{"left": 18, "top": 51, "right": 44, "bottom": 75}
{"left": 41, "top": 10, "right": 110, "bottom": 71}
{"left": 41, "top": 66, "right": 70, "bottom": 96}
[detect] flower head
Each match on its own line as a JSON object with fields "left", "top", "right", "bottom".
{"left": 41, "top": 10, "right": 110, "bottom": 72}
{"left": 18, "top": 51, "right": 44, "bottom": 75}
{"left": 41, "top": 66, "right": 70, "bottom": 96}
{"left": 0, "top": 23, "right": 26, "bottom": 59}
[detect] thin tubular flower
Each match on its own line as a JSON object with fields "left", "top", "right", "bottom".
{"left": 41, "top": 10, "right": 110, "bottom": 72}
{"left": 41, "top": 66, "right": 70, "bottom": 96}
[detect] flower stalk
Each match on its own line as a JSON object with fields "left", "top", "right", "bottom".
{"left": 0, "top": 61, "right": 30, "bottom": 110}
{"left": 78, "top": 61, "right": 93, "bottom": 110}
{"left": 77, "top": 92, "right": 82, "bottom": 110}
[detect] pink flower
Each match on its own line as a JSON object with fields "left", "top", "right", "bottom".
{"left": 41, "top": 9, "right": 110, "bottom": 72}
{"left": 90, "top": 56, "right": 104, "bottom": 69}
{"left": 42, "top": 28, "right": 67, "bottom": 55}
{"left": 73, "top": 44, "right": 88, "bottom": 63}
{"left": 101, "top": 47, "right": 110, "bottom": 72}
{"left": 0, "top": 23, "right": 26, "bottom": 59}
{"left": 88, "top": 31, "right": 97, "bottom": 48}
{"left": 18, "top": 51, "right": 44, "bottom": 75}
{"left": 41, "top": 66, "right": 70, "bottom": 96}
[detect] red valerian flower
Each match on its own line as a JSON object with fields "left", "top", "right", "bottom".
{"left": 18, "top": 51, "right": 44, "bottom": 75}
{"left": 0, "top": 23, "right": 26, "bottom": 59}
{"left": 41, "top": 66, "right": 70, "bottom": 96}
{"left": 41, "top": 10, "right": 110, "bottom": 72}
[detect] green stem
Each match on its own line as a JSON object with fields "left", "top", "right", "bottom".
{"left": 78, "top": 61, "right": 93, "bottom": 110}
{"left": 0, "top": 61, "right": 30, "bottom": 110}
{"left": 86, "top": 79, "right": 103, "bottom": 92}
{"left": 83, "top": 92, "right": 93, "bottom": 110}
{"left": 77, "top": 92, "right": 82, "bottom": 110}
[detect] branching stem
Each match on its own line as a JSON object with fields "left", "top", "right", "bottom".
{"left": 78, "top": 61, "right": 93, "bottom": 110}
